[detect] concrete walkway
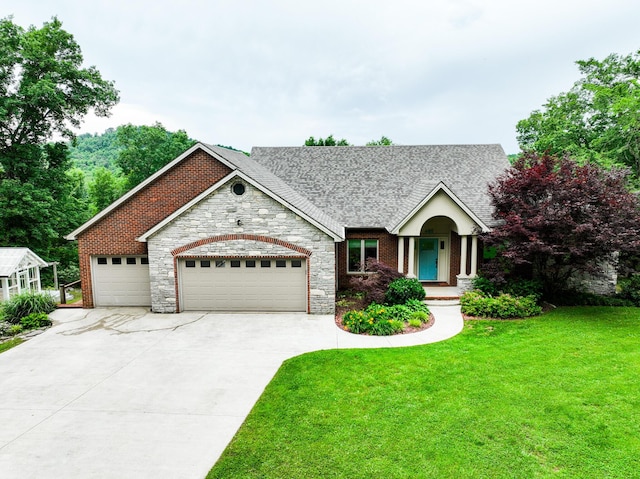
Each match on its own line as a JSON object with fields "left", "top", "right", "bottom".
{"left": 0, "top": 304, "right": 463, "bottom": 479}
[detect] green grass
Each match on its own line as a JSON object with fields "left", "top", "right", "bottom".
{"left": 0, "top": 337, "right": 24, "bottom": 354}
{"left": 208, "top": 307, "right": 640, "bottom": 478}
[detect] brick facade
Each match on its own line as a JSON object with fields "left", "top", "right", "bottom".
{"left": 337, "top": 229, "right": 398, "bottom": 289}
{"left": 76, "top": 150, "right": 232, "bottom": 307}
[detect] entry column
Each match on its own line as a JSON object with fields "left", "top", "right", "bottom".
{"left": 407, "top": 237, "right": 416, "bottom": 278}
{"left": 397, "top": 237, "right": 404, "bottom": 274}
{"left": 470, "top": 235, "right": 478, "bottom": 277}
{"left": 459, "top": 235, "right": 468, "bottom": 277}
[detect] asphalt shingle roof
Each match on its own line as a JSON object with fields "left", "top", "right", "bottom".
{"left": 248, "top": 145, "right": 510, "bottom": 230}
{"left": 203, "top": 145, "right": 346, "bottom": 238}
{"left": 0, "top": 248, "right": 47, "bottom": 277}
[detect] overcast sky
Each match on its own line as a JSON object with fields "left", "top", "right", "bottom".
{"left": 8, "top": 0, "right": 640, "bottom": 153}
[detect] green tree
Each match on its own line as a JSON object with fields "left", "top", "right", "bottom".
{"left": 115, "top": 122, "right": 196, "bottom": 190}
{"left": 304, "top": 134, "right": 350, "bottom": 146}
{"left": 87, "top": 166, "right": 125, "bottom": 213}
{"left": 0, "top": 16, "right": 118, "bottom": 269}
{"left": 517, "top": 50, "right": 640, "bottom": 185}
{"left": 483, "top": 152, "right": 640, "bottom": 299}
{"left": 366, "top": 136, "right": 394, "bottom": 146}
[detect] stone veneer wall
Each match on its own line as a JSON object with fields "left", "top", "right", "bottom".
{"left": 146, "top": 179, "right": 336, "bottom": 314}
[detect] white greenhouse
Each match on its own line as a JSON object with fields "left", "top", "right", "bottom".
{"left": 0, "top": 248, "right": 48, "bottom": 301}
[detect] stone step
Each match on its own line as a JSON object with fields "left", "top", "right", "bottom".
{"left": 425, "top": 299, "right": 461, "bottom": 306}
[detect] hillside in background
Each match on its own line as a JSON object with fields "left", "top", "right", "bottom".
{"left": 67, "top": 127, "right": 248, "bottom": 178}
{"left": 69, "top": 129, "right": 122, "bottom": 176}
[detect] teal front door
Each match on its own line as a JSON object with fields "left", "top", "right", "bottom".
{"left": 418, "top": 238, "right": 438, "bottom": 281}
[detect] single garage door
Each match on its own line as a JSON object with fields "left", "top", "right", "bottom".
{"left": 92, "top": 256, "right": 152, "bottom": 307}
{"left": 179, "top": 258, "right": 307, "bottom": 312}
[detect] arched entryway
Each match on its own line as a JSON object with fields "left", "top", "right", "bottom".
{"left": 415, "top": 216, "right": 455, "bottom": 282}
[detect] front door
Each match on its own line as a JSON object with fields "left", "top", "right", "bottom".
{"left": 418, "top": 238, "right": 438, "bottom": 281}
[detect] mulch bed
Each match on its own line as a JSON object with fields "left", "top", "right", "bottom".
{"left": 335, "top": 297, "right": 435, "bottom": 335}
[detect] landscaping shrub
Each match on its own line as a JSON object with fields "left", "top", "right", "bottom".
{"left": 385, "top": 277, "right": 426, "bottom": 305}
{"left": 505, "top": 279, "right": 543, "bottom": 300}
{"left": 349, "top": 259, "right": 403, "bottom": 305}
{"left": 8, "top": 324, "right": 23, "bottom": 335}
{"left": 407, "top": 318, "right": 422, "bottom": 328}
{"left": 553, "top": 289, "right": 634, "bottom": 307}
{"left": 471, "top": 275, "right": 500, "bottom": 296}
{"left": 461, "top": 291, "right": 542, "bottom": 319}
{"left": 342, "top": 310, "right": 369, "bottom": 334}
{"left": 1, "top": 292, "right": 57, "bottom": 324}
{"left": 370, "top": 318, "right": 404, "bottom": 336}
{"left": 20, "top": 312, "right": 52, "bottom": 330}
{"left": 410, "top": 311, "right": 429, "bottom": 323}
{"left": 341, "top": 301, "right": 431, "bottom": 335}
{"left": 472, "top": 275, "right": 543, "bottom": 300}
{"left": 618, "top": 274, "right": 640, "bottom": 306}
{"left": 404, "top": 299, "right": 430, "bottom": 314}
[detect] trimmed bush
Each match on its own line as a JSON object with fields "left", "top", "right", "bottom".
{"left": 385, "top": 277, "right": 426, "bottom": 305}
{"left": 619, "top": 275, "right": 640, "bottom": 306}
{"left": 461, "top": 291, "right": 542, "bottom": 319}
{"left": 1, "top": 292, "right": 57, "bottom": 324}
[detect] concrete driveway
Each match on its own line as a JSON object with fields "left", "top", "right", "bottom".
{"left": 0, "top": 305, "right": 462, "bottom": 479}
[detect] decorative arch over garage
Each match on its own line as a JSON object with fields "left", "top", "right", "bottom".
{"left": 170, "top": 234, "right": 313, "bottom": 257}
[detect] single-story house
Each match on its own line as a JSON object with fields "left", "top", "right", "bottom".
{"left": 0, "top": 248, "right": 48, "bottom": 301}
{"left": 66, "top": 143, "right": 510, "bottom": 314}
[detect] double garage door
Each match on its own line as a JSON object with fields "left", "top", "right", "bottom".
{"left": 179, "top": 258, "right": 307, "bottom": 312}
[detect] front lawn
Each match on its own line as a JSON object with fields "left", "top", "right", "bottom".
{"left": 208, "top": 307, "right": 640, "bottom": 478}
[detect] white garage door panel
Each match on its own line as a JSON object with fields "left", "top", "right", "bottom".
{"left": 180, "top": 259, "right": 306, "bottom": 312}
{"left": 92, "top": 256, "right": 152, "bottom": 307}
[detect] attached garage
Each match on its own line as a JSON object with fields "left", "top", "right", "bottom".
{"left": 178, "top": 257, "right": 307, "bottom": 312}
{"left": 91, "top": 256, "right": 152, "bottom": 307}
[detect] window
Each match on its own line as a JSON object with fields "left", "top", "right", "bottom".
{"left": 126, "top": 257, "right": 137, "bottom": 265}
{"left": 232, "top": 182, "right": 245, "bottom": 196}
{"left": 112, "top": 257, "right": 122, "bottom": 265}
{"left": 185, "top": 260, "right": 196, "bottom": 268}
{"left": 97, "top": 257, "right": 107, "bottom": 265}
{"left": 215, "top": 260, "right": 226, "bottom": 268}
{"left": 141, "top": 257, "right": 149, "bottom": 265}
{"left": 200, "top": 260, "right": 211, "bottom": 268}
{"left": 276, "top": 260, "right": 286, "bottom": 268}
{"left": 261, "top": 260, "right": 271, "bottom": 268}
{"left": 246, "top": 260, "right": 256, "bottom": 268}
{"left": 230, "top": 260, "right": 241, "bottom": 268}
{"left": 291, "top": 260, "right": 302, "bottom": 268}
{"left": 348, "top": 239, "right": 378, "bottom": 273}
